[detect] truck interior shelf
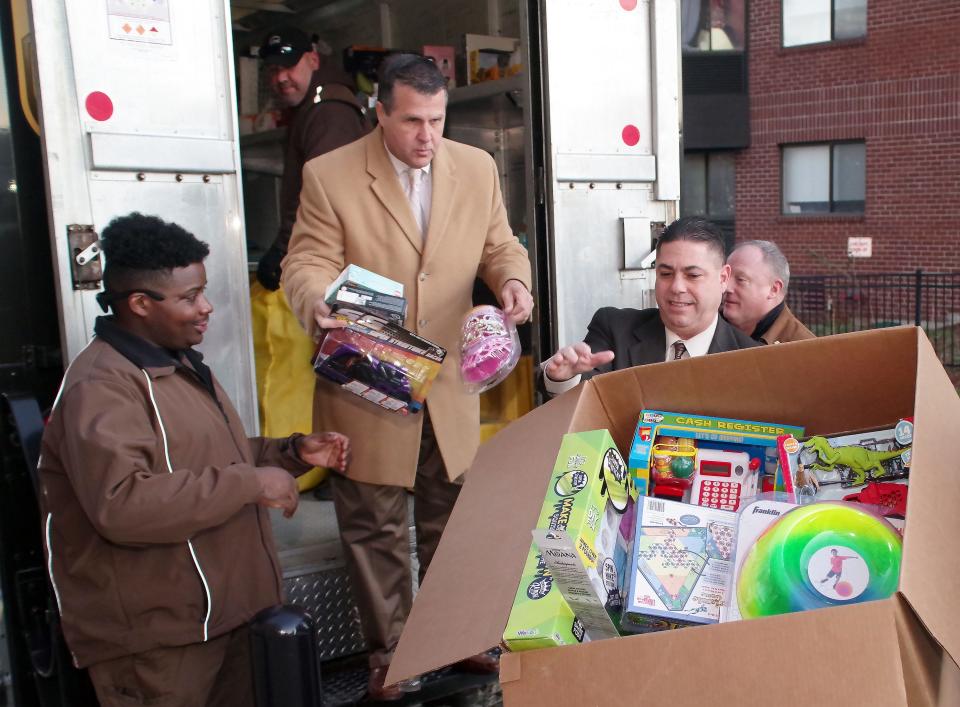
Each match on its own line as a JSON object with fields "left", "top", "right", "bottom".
{"left": 448, "top": 74, "right": 524, "bottom": 106}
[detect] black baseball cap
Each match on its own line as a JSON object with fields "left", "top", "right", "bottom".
{"left": 259, "top": 27, "right": 313, "bottom": 68}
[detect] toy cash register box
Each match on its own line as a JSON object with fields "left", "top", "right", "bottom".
{"left": 628, "top": 411, "right": 805, "bottom": 509}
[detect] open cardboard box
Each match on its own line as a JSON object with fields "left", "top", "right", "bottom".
{"left": 388, "top": 328, "right": 960, "bottom": 705}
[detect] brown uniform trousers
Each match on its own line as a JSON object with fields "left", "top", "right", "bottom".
{"left": 87, "top": 625, "right": 254, "bottom": 707}
{"left": 330, "top": 411, "right": 462, "bottom": 668}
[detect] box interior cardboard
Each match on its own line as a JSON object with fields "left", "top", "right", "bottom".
{"left": 387, "top": 328, "right": 960, "bottom": 706}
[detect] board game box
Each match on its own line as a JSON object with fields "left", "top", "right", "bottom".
{"left": 623, "top": 496, "right": 736, "bottom": 632}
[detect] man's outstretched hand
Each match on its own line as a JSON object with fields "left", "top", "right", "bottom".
{"left": 544, "top": 342, "right": 615, "bottom": 382}
{"left": 298, "top": 432, "right": 351, "bottom": 473}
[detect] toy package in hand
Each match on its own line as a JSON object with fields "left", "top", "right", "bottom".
{"left": 323, "top": 264, "right": 403, "bottom": 303}
{"left": 459, "top": 305, "right": 520, "bottom": 394}
{"left": 313, "top": 307, "right": 445, "bottom": 414}
{"left": 329, "top": 283, "right": 407, "bottom": 324}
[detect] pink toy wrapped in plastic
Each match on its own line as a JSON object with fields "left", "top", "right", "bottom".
{"left": 459, "top": 305, "right": 521, "bottom": 394}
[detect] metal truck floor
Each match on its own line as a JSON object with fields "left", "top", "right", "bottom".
{"left": 269, "top": 490, "right": 420, "bottom": 662}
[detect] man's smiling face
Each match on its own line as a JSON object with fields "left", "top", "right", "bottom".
{"left": 655, "top": 239, "right": 729, "bottom": 339}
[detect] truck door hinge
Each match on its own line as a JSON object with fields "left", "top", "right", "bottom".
{"left": 67, "top": 224, "right": 102, "bottom": 290}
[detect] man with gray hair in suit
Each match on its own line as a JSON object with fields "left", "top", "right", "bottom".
{"left": 722, "top": 240, "right": 814, "bottom": 344}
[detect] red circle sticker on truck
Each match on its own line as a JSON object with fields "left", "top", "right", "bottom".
{"left": 620, "top": 0, "right": 638, "bottom": 10}
{"left": 85, "top": 92, "right": 114, "bottom": 122}
{"left": 622, "top": 124, "right": 640, "bottom": 146}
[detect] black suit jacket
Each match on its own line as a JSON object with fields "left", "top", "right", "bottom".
{"left": 541, "top": 307, "right": 759, "bottom": 393}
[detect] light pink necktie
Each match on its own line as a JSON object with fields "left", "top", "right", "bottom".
{"left": 406, "top": 168, "right": 426, "bottom": 238}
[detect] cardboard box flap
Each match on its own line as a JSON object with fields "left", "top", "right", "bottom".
{"left": 501, "top": 600, "right": 908, "bottom": 706}
{"left": 387, "top": 385, "right": 592, "bottom": 685}
{"left": 899, "top": 332, "right": 960, "bottom": 664}
{"left": 894, "top": 593, "right": 950, "bottom": 707}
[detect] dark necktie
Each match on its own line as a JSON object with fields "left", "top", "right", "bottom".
{"left": 673, "top": 341, "right": 687, "bottom": 360}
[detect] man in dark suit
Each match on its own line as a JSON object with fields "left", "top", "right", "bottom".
{"left": 542, "top": 216, "right": 757, "bottom": 394}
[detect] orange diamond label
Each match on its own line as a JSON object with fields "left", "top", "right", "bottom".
{"left": 136, "top": 25, "right": 145, "bottom": 35}
{"left": 122, "top": 23, "right": 131, "bottom": 33}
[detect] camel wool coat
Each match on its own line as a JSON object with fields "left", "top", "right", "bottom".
{"left": 282, "top": 127, "right": 532, "bottom": 487}
{"left": 759, "top": 304, "right": 815, "bottom": 344}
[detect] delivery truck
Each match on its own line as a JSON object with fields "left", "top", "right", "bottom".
{"left": 0, "top": 0, "right": 681, "bottom": 703}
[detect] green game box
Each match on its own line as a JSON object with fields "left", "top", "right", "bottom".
{"left": 531, "top": 430, "right": 633, "bottom": 641}
{"left": 502, "top": 543, "right": 588, "bottom": 651}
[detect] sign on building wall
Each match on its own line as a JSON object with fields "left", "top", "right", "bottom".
{"left": 847, "top": 236, "right": 872, "bottom": 258}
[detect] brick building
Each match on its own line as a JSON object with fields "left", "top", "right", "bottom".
{"left": 680, "top": 0, "right": 960, "bottom": 276}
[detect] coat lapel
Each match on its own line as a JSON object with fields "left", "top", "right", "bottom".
{"left": 708, "top": 318, "right": 734, "bottom": 353}
{"left": 366, "top": 128, "right": 423, "bottom": 255}
{"left": 422, "top": 140, "right": 457, "bottom": 265}
{"left": 627, "top": 313, "right": 667, "bottom": 367}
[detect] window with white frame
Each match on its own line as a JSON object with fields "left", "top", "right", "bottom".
{"left": 781, "top": 142, "right": 865, "bottom": 214}
{"left": 783, "top": 0, "right": 866, "bottom": 47}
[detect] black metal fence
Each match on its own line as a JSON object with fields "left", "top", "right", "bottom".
{"left": 787, "top": 270, "right": 960, "bottom": 367}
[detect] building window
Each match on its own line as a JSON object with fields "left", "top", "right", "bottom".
{"left": 682, "top": 152, "right": 736, "bottom": 218}
{"left": 681, "top": 0, "right": 745, "bottom": 51}
{"left": 783, "top": 0, "right": 867, "bottom": 47}
{"left": 781, "top": 142, "right": 865, "bottom": 215}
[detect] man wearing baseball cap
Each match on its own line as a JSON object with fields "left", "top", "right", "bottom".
{"left": 256, "top": 26, "right": 370, "bottom": 290}
{"left": 253, "top": 28, "right": 370, "bottom": 502}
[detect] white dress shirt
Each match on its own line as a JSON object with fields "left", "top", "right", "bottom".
{"left": 664, "top": 314, "right": 719, "bottom": 361}
{"left": 385, "top": 143, "right": 432, "bottom": 238}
